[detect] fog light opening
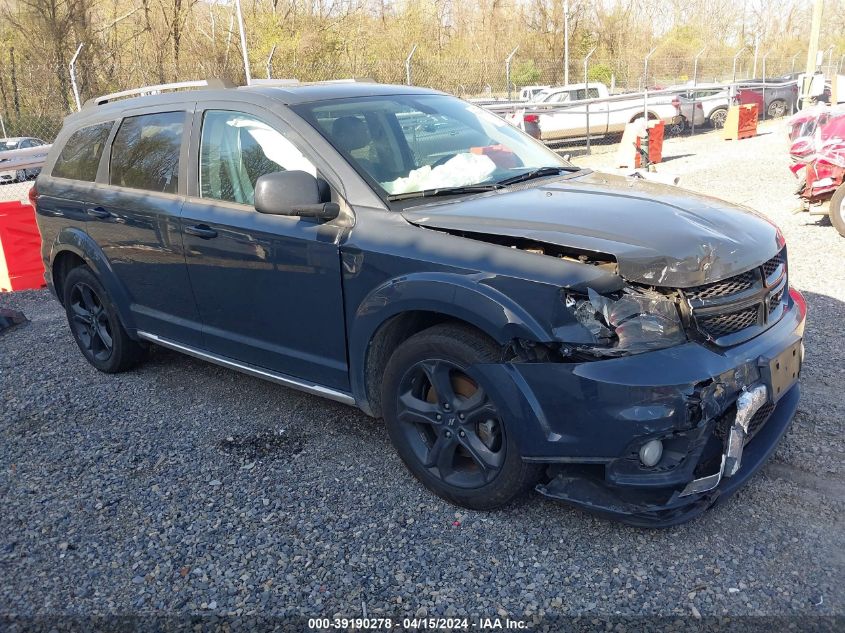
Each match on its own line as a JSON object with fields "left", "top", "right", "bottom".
{"left": 639, "top": 439, "right": 664, "bottom": 467}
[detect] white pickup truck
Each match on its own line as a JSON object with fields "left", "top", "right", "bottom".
{"left": 502, "top": 83, "right": 683, "bottom": 141}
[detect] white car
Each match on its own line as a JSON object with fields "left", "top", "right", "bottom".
{"left": 505, "top": 82, "right": 683, "bottom": 141}
{"left": 674, "top": 86, "right": 731, "bottom": 128}
{"left": 518, "top": 85, "right": 551, "bottom": 101}
{"left": 0, "top": 136, "right": 49, "bottom": 183}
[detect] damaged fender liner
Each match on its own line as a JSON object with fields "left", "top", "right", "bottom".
{"left": 536, "top": 384, "right": 800, "bottom": 528}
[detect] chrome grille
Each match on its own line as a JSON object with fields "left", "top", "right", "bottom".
{"left": 683, "top": 248, "right": 787, "bottom": 344}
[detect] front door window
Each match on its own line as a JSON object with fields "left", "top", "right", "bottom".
{"left": 199, "top": 110, "right": 316, "bottom": 205}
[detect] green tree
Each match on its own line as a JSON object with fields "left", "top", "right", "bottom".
{"left": 588, "top": 63, "right": 613, "bottom": 86}
{"left": 513, "top": 60, "right": 541, "bottom": 87}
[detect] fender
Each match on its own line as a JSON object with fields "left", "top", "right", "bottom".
{"left": 50, "top": 227, "right": 137, "bottom": 334}
{"left": 347, "top": 271, "right": 556, "bottom": 408}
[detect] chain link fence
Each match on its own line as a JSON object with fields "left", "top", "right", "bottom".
{"left": 0, "top": 50, "right": 830, "bottom": 202}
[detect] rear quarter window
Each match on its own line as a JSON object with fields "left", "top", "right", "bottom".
{"left": 51, "top": 122, "right": 113, "bottom": 181}
{"left": 109, "top": 112, "right": 184, "bottom": 193}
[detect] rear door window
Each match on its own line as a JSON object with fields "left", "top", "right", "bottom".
{"left": 109, "top": 112, "right": 184, "bottom": 193}
{"left": 571, "top": 89, "right": 600, "bottom": 100}
{"left": 52, "top": 122, "right": 113, "bottom": 181}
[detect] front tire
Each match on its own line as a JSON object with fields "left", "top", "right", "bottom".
{"left": 767, "top": 99, "right": 787, "bottom": 119}
{"left": 63, "top": 266, "right": 145, "bottom": 372}
{"left": 828, "top": 183, "right": 845, "bottom": 237}
{"left": 382, "top": 323, "right": 542, "bottom": 510}
{"left": 709, "top": 107, "right": 728, "bottom": 129}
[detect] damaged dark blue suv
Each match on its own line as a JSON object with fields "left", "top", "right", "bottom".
{"left": 33, "top": 80, "right": 805, "bottom": 526}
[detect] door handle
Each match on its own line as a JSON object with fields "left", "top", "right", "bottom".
{"left": 86, "top": 207, "right": 111, "bottom": 219}
{"left": 184, "top": 224, "right": 218, "bottom": 239}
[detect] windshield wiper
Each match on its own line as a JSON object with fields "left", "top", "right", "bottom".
{"left": 495, "top": 166, "right": 580, "bottom": 187}
{"left": 386, "top": 184, "right": 503, "bottom": 202}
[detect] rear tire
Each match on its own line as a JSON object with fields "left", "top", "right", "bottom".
{"left": 382, "top": 323, "right": 542, "bottom": 510}
{"left": 829, "top": 183, "right": 845, "bottom": 237}
{"left": 63, "top": 266, "right": 145, "bottom": 373}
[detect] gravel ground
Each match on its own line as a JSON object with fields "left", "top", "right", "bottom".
{"left": 0, "top": 181, "right": 33, "bottom": 204}
{"left": 1, "top": 122, "right": 844, "bottom": 628}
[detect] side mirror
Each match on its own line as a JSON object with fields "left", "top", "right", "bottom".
{"left": 254, "top": 170, "right": 340, "bottom": 221}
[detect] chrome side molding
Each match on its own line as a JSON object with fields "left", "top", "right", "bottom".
{"left": 136, "top": 331, "right": 356, "bottom": 406}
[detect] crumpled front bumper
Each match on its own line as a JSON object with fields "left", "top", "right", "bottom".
{"left": 472, "top": 289, "right": 806, "bottom": 527}
{"left": 536, "top": 383, "right": 799, "bottom": 527}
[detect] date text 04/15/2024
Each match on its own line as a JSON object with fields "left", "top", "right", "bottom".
{"left": 307, "top": 617, "right": 529, "bottom": 630}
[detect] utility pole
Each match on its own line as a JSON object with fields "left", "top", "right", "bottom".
{"left": 234, "top": 0, "right": 251, "bottom": 85}
{"left": 802, "top": 0, "right": 823, "bottom": 109}
{"left": 563, "top": 0, "right": 570, "bottom": 86}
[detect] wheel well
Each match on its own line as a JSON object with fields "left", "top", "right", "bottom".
{"left": 629, "top": 110, "right": 660, "bottom": 123}
{"left": 52, "top": 251, "right": 86, "bottom": 305}
{"left": 363, "top": 311, "right": 497, "bottom": 418}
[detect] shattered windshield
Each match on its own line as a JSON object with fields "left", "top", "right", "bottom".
{"left": 293, "top": 94, "right": 571, "bottom": 199}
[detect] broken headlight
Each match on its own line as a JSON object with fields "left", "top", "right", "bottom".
{"left": 566, "top": 287, "right": 686, "bottom": 356}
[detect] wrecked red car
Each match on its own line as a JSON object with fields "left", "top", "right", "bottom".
{"left": 788, "top": 105, "right": 845, "bottom": 236}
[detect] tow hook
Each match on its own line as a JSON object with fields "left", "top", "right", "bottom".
{"left": 679, "top": 384, "right": 768, "bottom": 497}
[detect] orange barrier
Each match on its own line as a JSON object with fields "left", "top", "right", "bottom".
{"left": 0, "top": 200, "right": 46, "bottom": 292}
{"left": 616, "top": 118, "right": 665, "bottom": 169}
{"left": 723, "top": 104, "right": 758, "bottom": 140}
{"left": 638, "top": 119, "right": 664, "bottom": 168}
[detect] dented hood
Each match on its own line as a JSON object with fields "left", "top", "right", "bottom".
{"left": 401, "top": 171, "right": 783, "bottom": 287}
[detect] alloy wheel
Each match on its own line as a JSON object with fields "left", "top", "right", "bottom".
{"left": 396, "top": 359, "right": 505, "bottom": 488}
{"left": 768, "top": 100, "right": 786, "bottom": 119}
{"left": 68, "top": 282, "right": 114, "bottom": 362}
{"left": 710, "top": 109, "right": 728, "bottom": 129}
